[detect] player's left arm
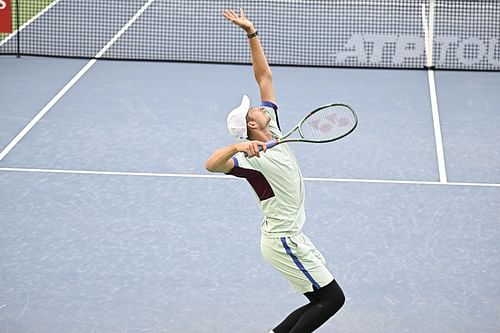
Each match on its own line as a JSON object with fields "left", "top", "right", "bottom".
{"left": 223, "top": 8, "right": 276, "bottom": 104}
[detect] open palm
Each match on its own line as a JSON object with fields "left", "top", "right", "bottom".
{"left": 223, "top": 8, "right": 254, "bottom": 33}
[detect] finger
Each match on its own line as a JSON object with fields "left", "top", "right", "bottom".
{"left": 223, "top": 10, "right": 236, "bottom": 21}
{"left": 243, "top": 144, "right": 252, "bottom": 158}
{"left": 229, "top": 9, "right": 238, "bottom": 18}
{"left": 223, "top": 9, "right": 235, "bottom": 18}
{"left": 240, "top": 7, "right": 245, "bottom": 19}
{"left": 249, "top": 143, "right": 256, "bottom": 156}
{"left": 251, "top": 142, "right": 260, "bottom": 157}
{"left": 253, "top": 142, "right": 262, "bottom": 157}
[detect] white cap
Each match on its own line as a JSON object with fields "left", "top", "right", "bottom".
{"left": 227, "top": 94, "right": 250, "bottom": 140}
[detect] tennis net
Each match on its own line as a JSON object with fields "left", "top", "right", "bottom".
{"left": 0, "top": 0, "right": 499, "bottom": 71}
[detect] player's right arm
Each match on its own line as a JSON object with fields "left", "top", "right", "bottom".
{"left": 205, "top": 141, "right": 267, "bottom": 173}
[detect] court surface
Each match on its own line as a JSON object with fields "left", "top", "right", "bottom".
{"left": 0, "top": 55, "right": 499, "bottom": 333}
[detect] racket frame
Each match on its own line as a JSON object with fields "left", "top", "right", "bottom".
{"left": 265, "top": 103, "right": 358, "bottom": 149}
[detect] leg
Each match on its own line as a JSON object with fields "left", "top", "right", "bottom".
{"left": 288, "top": 279, "right": 345, "bottom": 333}
{"left": 261, "top": 235, "right": 343, "bottom": 332}
{"left": 272, "top": 303, "right": 313, "bottom": 333}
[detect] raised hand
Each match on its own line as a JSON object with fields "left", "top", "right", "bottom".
{"left": 223, "top": 8, "right": 255, "bottom": 33}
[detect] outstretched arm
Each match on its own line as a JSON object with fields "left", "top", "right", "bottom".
{"left": 223, "top": 8, "right": 276, "bottom": 103}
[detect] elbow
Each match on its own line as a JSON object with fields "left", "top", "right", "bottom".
{"left": 205, "top": 159, "right": 231, "bottom": 174}
{"left": 257, "top": 70, "right": 273, "bottom": 84}
{"left": 205, "top": 160, "right": 215, "bottom": 173}
{"left": 205, "top": 158, "right": 223, "bottom": 173}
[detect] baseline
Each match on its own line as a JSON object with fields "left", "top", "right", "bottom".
{"left": 0, "top": 167, "right": 499, "bottom": 188}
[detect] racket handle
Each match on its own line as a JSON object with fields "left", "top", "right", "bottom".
{"left": 264, "top": 139, "right": 278, "bottom": 149}
{"left": 243, "top": 139, "right": 279, "bottom": 157}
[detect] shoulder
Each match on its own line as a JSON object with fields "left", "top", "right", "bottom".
{"left": 261, "top": 101, "right": 282, "bottom": 135}
{"left": 261, "top": 101, "right": 278, "bottom": 112}
{"left": 261, "top": 101, "right": 279, "bottom": 122}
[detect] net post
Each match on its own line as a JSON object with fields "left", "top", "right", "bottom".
{"left": 15, "top": 0, "right": 20, "bottom": 58}
{"left": 425, "top": 0, "right": 435, "bottom": 69}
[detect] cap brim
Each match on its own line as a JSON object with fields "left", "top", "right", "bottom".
{"left": 227, "top": 94, "right": 250, "bottom": 140}
{"left": 235, "top": 94, "right": 250, "bottom": 116}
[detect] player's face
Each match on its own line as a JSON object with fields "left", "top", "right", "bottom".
{"left": 247, "top": 107, "right": 271, "bottom": 129}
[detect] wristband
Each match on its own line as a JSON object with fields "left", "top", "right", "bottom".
{"left": 247, "top": 31, "right": 258, "bottom": 39}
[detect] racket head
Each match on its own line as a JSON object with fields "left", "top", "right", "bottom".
{"left": 297, "top": 103, "right": 358, "bottom": 143}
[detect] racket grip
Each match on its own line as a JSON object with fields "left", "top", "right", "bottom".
{"left": 243, "top": 139, "right": 279, "bottom": 157}
{"left": 264, "top": 139, "right": 278, "bottom": 149}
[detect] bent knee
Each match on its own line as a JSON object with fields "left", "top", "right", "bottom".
{"left": 322, "top": 280, "right": 345, "bottom": 314}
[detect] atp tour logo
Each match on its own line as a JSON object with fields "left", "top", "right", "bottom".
{"left": 333, "top": 33, "right": 500, "bottom": 68}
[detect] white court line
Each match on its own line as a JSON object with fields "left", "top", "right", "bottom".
{"left": 0, "top": 0, "right": 62, "bottom": 48}
{"left": 422, "top": 1, "right": 447, "bottom": 183}
{"left": 0, "top": 167, "right": 499, "bottom": 188}
{"left": 427, "top": 69, "right": 447, "bottom": 183}
{"left": 0, "top": 0, "right": 157, "bottom": 162}
{"left": 422, "top": 0, "right": 447, "bottom": 184}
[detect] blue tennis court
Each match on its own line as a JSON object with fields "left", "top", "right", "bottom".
{"left": 1, "top": 1, "right": 499, "bottom": 333}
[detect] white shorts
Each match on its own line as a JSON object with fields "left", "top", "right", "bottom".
{"left": 260, "top": 233, "right": 334, "bottom": 293}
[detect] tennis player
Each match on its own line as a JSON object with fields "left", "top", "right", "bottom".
{"left": 205, "top": 9, "right": 345, "bottom": 333}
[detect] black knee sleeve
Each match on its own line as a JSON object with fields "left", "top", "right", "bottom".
{"left": 306, "top": 279, "right": 345, "bottom": 316}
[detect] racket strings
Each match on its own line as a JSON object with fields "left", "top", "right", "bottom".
{"left": 299, "top": 106, "right": 356, "bottom": 141}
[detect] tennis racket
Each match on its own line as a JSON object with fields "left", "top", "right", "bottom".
{"left": 260, "top": 103, "right": 358, "bottom": 151}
